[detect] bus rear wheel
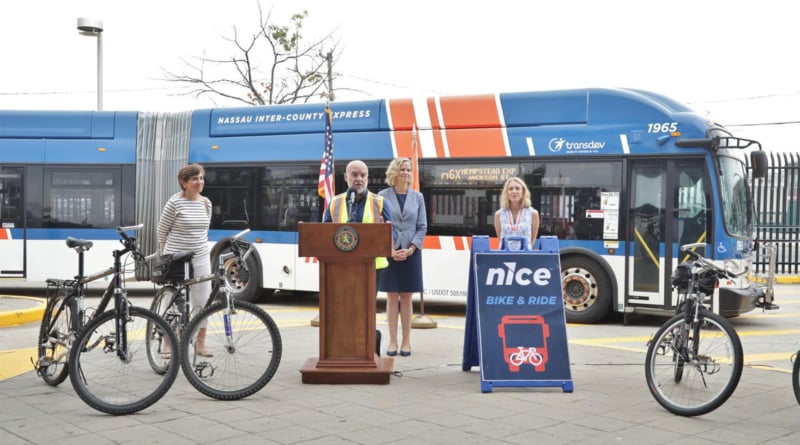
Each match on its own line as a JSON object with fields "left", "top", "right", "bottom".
{"left": 561, "top": 256, "right": 611, "bottom": 324}
{"left": 211, "top": 244, "right": 261, "bottom": 303}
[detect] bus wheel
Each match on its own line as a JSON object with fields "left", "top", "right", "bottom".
{"left": 561, "top": 256, "right": 611, "bottom": 324}
{"left": 213, "top": 245, "right": 261, "bottom": 303}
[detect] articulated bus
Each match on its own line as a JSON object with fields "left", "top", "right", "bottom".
{"left": 0, "top": 88, "right": 769, "bottom": 323}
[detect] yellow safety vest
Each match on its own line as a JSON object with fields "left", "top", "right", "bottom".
{"left": 330, "top": 193, "right": 389, "bottom": 269}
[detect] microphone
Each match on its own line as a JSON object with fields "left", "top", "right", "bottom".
{"left": 346, "top": 188, "right": 357, "bottom": 222}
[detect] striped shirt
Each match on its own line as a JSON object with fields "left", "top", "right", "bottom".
{"left": 157, "top": 193, "right": 211, "bottom": 256}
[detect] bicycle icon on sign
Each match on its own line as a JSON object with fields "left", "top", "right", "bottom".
{"left": 498, "top": 314, "right": 550, "bottom": 373}
{"left": 508, "top": 347, "right": 544, "bottom": 370}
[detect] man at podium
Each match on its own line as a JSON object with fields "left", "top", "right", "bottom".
{"left": 300, "top": 159, "right": 397, "bottom": 384}
{"left": 322, "top": 160, "right": 393, "bottom": 229}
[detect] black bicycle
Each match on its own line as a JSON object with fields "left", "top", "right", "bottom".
{"left": 644, "top": 243, "right": 744, "bottom": 416}
{"left": 65, "top": 225, "right": 179, "bottom": 415}
{"left": 147, "top": 228, "right": 282, "bottom": 400}
{"left": 35, "top": 226, "right": 180, "bottom": 393}
{"left": 36, "top": 249, "right": 115, "bottom": 386}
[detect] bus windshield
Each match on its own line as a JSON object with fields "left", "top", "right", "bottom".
{"left": 717, "top": 154, "right": 755, "bottom": 237}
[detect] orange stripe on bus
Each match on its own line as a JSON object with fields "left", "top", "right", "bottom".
{"left": 439, "top": 95, "right": 500, "bottom": 129}
{"left": 446, "top": 129, "right": 506, "bottom": 157}
{"left": 427, "top": 98, "right": 441, "bottom": 128}
{"left": 439, "top": 95, "right": 506, "bottom": 157}
{"left": 426, "top": 98, "right": 447, "bottom": 158}
{"left": 422, "top": 236, "right": 442, "bottom": 250}
{"left": 388, "top": 98, "right": 420, "bottom": 159}
{"left": 453, "top": 237, "right": 465, "bottom": 250}
{"left": 0, "top": 229, "right": 8, "bottom": 240}
{"left": 388, "top": 99, "right": 416, "bottom": 130}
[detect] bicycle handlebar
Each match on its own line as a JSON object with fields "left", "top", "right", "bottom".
{"left": 679, "top": 243, "right": 745, "bottom": 279}
{"left": 231, "top": 228, "right": 250, "bottom": 240}
{"left": 228, "top": 228, "right": 253, "bottom": 262}
{"left": 117, "top": 224, "right": 144, "bottom": 239}
{"left": 115, "top": 224, "right": 146, "bottom": 259}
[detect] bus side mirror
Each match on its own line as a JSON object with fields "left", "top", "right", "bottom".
{"left": 750, "top": 150, "right": 767, "bottom": 179}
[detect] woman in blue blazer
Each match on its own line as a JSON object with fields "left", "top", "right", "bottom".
{"left": 377, "top": 158, "right": 427, "bottom": 356}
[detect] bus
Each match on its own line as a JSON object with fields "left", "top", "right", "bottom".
{"left": 0, "top": 88, "right": 769, "bottom": 323}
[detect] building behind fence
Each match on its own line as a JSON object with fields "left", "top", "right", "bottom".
{"left": 750, "top": 151, "right": 799, "bottom": 275}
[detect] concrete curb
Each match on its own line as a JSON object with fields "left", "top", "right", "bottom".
{"left": 0, "top": 296, "right": 46, "bottom": 328}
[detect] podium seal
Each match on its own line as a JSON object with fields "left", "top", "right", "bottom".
{"left": 334, "top": 225, "right": 358, "bottom": 252}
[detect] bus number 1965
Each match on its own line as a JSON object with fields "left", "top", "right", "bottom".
{"left": 647, "top": 122, "right": 678, "bottom": 133}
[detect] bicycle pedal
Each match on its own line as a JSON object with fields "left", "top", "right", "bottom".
{"left": 754, "top": 300, "right": 780, "bottom": 310}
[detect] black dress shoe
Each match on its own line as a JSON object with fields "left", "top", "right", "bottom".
{"left": 400, "top": 350, "right": 411, "bottom": 357}
{"left": 386, "top": 350, "right": 398, "bottom": 356}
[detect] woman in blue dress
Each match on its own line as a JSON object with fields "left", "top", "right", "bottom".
{"left": 377, "top": 158, "right": 427, "bottom": 357}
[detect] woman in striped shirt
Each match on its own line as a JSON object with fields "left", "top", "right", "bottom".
{"left": 157, "top": 163, "right": 213, "bottom": 357}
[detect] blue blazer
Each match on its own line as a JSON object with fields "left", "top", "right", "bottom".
{"left": 378, "top": 187, "right": 427, "bottom": 250}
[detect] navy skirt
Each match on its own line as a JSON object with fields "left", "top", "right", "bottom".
{"left": 377, "top": 251, "right": 423, "bottom": 293}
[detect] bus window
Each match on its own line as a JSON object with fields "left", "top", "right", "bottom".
{"left": 43, "top": 168, "right": 121, "bottom": 228}
{"left": 421, "top": 161, "right": 526, "bottom": 237}
{"left": 204, "top": 167, "right": 255, "bottom": 230}
{"left": 254, "top": 164, "right": 323, "bottom": 231}
{"left": 718, "top": 155, "right": 754, "bottom": 237}
{"left": 676, "top": 163, "right": 709, "bottom": 249}
{"left": 530, "top": 161, "right": 622, "bottom": 240}
{"left": 0, "top": 169, "right": 23, "bottom": 227}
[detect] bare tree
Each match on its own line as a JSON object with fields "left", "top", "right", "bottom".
{"left": 162, "top": 2, "right": 339, "bottom": 106}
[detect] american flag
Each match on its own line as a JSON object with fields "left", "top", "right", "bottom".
{"left": 317, "top": 106, "right": 335, "bottom": 214}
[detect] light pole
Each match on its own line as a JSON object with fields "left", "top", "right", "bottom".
{"left": 76, "top": 17, "right": 104, "bottom": 111}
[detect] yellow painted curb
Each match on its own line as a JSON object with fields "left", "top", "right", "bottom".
{"left": 0, "top": 296, "right": 46, "bottom": 327}
{"left": 776, "top": 276, "right": 800, "bottom": 284}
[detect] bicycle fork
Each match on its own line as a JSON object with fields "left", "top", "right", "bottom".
{"left": 222, "top": 290, "right": 236, "bottom": 353}
{"left": 107, "top": 290, "right": 132, "bottom": 364}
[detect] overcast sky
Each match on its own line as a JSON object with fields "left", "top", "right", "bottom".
{"left": 1, "top": 0, "right": 798, "bottom": 150}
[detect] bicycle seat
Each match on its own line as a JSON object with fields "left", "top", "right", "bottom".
{"left": 66, "top": 237, "right": 93, "bottom": 251}
{"left": 171, "top": 251, "right": 195, "bottom": 262}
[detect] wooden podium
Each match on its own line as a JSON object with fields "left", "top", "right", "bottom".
{"left": 298, "top": 222, "right": 394, "bottom": 384}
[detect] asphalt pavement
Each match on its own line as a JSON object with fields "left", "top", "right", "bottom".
{"left": 1, "top": 288, "right": 799, "bottom": 444}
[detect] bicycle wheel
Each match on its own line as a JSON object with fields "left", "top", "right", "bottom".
{"left": 792, "top": 349, "right": 800, "bottom": 406}
{"left": 37, "top": 296, "right": 72, "bottom": 386}
{"left": 180, "top": 300, "right": 282, "bottom": 400}
{"left": 645, "top": 310, "right": 743, "bottom": 416}
{"left": 146, "top": 285, "right": 181, "bottom": 374}
{"left": 69, "top": 306, "right": 179, "bottom": 415}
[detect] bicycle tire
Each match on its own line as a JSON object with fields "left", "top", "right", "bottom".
{"left": 146, "top": 285, "right": 181, "bottom": 375}
{"left": 180, "top": 300, "right": 282, "bottom": 400}
{"left": 37, "top": 296, "right": 72, "bottom": 386}
{"left": 69, "top": 306, "right": 179, "bottom": 415}
{"left": 645, "top": 309, "right": 743, "bottom": 416}
{"left": 793, "top": 349, "right": 800, "bottom": 406}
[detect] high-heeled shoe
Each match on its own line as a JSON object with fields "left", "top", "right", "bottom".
{"left": 400, "top": 349, "right": 411, "bottom": 357}
{"left": 386, "top": 349, "right": 398, "bottom": 357}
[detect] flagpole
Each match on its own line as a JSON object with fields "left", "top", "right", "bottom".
{"left": 411, "top": 124, "right": 437, "bottom": 329}
{"left": 311, "top": 102, "right": 336, "bottom": 328}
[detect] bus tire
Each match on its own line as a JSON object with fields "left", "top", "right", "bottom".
{"left": 561, "top": 256, "right": 612, "bottom": 324}
{"left": 211, "top": 243, "right": 261, "bottom": 303}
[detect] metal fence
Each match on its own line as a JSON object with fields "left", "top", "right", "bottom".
{"left": 749, "top": 151, "right": 800, "bottom": 275}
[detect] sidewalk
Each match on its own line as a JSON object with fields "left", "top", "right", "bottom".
{"left": 2, "top": 296, "right": 800, "bottom": 444}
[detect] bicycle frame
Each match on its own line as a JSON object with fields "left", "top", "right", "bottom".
{"left": 151, "top": 229, "right": 252, "bottom": 341}
{"left": 102, "top": 224, "right": 146, "bottom": 362}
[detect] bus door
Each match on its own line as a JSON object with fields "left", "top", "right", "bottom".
{"left": 627, "top": 159, "right": 707, "bottom": 310}
{"left": 0, "top": 167, "right": 25, "bottom": 277}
